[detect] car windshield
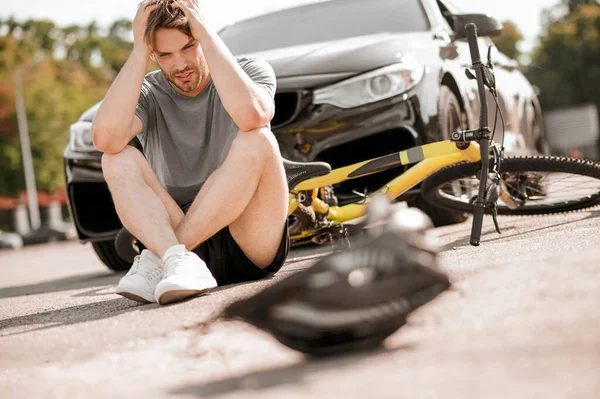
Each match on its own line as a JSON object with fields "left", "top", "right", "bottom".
{"left": 219, "top": 0, "right": 431, "bottom": 55}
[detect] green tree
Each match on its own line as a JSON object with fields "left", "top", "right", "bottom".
{"left": 526, "top": 4, "right": 600, "bottom": 110}
{"left": 0, "top": 17, "right": 135, "bottom": 196}
{"left": 102, "top": 19, "right": 134, "bottom": 73}
{"left": 492, "top": 20, "right": 524, "bottom": 60}
{"left": 565, "top": 0, "right": 598, "bottom": 13}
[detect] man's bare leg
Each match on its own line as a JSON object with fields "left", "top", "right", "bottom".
{"left": 176, "top": 127, "right": 288, "bottom": 267}
{"left": 104, "top": 146, "right": 218, "bottom": 304}
{"left": 101, "top": 146, "right": 185, "bottom": 258}
{"left": 103, "top": 128, "right": 287, "bottom": 267}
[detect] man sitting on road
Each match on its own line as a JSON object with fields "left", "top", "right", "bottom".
{"left": 91, "top": 0, "right": 289, "bottom": 305}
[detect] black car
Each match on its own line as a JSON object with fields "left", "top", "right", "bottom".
{"left": 64, "top": 0, "right": 545, "bottom": 271}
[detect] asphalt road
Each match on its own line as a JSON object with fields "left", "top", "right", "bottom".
{"left": 1, "top": 210, "right": 600, "bottom": 399}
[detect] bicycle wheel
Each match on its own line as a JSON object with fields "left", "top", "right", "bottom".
{"left": 421, "top": 156, "right": 600, "bottom": 215}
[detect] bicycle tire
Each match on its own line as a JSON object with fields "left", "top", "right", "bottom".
{"left": 421, "top": 156, "right": 600, "bottom": 216}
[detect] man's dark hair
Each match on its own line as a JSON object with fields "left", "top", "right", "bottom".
{"left": 143, "top": 0, "right": 192, "bottom": 48}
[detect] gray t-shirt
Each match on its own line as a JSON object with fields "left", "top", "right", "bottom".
{"left": 135, "top": 57, "right": 276, "bottom": 206}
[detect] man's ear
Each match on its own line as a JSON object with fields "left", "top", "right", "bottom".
{"left": 150, "top": 52, "right": 157, "bottom": 63}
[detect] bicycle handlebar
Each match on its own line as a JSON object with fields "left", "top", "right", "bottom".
{"left": 466, "top": 24, "right": 482, "bottom": 64}
{"left": 464, "top": 23, "right": 490, "bottom": 246}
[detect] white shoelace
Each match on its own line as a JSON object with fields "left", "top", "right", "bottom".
{"left": 163, "top": 252, "right": 193, "bottom": 278}
{"left": 129, "top": 255, "right": 162, "bottom": 280}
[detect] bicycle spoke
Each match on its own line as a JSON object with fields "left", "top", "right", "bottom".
{"left": 440, "top": 172, "right": 600, "bottom": 207}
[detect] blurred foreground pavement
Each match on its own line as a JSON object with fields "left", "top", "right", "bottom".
{"left": 1, "top": 210, "right": 600, "bottom": 399}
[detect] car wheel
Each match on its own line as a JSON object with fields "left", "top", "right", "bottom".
{"left": 411, "top": 85, "right": 469, "bottom": 226}
{"left": 115, "top": 228, "right": 140, "bottom": 265}
{"left": 91, "top": 240, "right": 130, "bottom": 272}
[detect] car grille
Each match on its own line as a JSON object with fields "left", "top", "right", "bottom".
{"left": 273, "top": 91, "right": 305, "bottom": 128}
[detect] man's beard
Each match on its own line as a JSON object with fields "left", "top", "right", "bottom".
{"left": 164, "top": 67, "right": 202, "bottom": 93}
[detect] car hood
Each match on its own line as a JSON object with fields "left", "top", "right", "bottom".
{"left": 238, "top": 31, "right": 434, "bottom": 79}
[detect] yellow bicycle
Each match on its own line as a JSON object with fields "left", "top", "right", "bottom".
{"left": 283, "top": 23, "right": 600, "bottom": 247}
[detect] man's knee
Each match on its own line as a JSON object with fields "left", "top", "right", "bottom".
{"left": 232, "top": 127, "right": 281, "bottom": 163}
{"left": 101, "top": 145, "right": 144, "bottom": 182}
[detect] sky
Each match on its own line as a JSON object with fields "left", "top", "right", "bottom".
{"left": 0, "top": 0, "right": 561, "bottom": 54}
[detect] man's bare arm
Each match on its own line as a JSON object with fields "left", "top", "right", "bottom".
{"left": 172, "top": 0, "right": 274, "bottom": 132}
{"left": 91, "top": 49, "right": 148, "bottom": 154}
{"left": 91, "top": 1, "right": 157, "bottom": 154}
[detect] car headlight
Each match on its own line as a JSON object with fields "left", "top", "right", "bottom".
{"left": 313, "top": 60, "right": 424, "bottom": 109}
{"left": 69, "top": 120, "right": 96, "bottom": 152}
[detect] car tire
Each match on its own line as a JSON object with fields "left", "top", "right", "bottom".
{"left": 411, "top": 85, "right": 468, "bottom": 226}
{"left": 91, "top": 240, "right": 130, "bottom": 272}
{"left": 115, "top": 228, "right": 140, "bottom": 265}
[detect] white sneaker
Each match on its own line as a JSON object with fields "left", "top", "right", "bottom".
{"left": 155, "top": 245, "right": 218, "bottom": 305}
{"left": 116, "top": 249, "right": 162, "bottom": 303}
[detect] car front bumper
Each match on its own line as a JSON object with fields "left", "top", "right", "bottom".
{"left": 273, "top": 92, "right": 429, "bottom": 163}
{"left": 63, "top": 148, "right": 122, "bottom": 242}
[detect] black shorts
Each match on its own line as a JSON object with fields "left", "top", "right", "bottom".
{"left": 181, "top": 204, "right": 290, "bottom": 286}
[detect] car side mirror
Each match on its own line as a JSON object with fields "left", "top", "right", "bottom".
{"left": 451, "top": 14, "right": 503, "bottom": 40}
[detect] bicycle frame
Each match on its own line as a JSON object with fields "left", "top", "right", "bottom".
{"left": 288, "top": 140, "right": 481, "bottom": 226}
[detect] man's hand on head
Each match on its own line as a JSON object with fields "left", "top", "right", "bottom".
{"left": 171, "top": 0, "right": 209, "bottom": 41}
{"left": 133, "top": 0, "right": 159, "bottom": 55}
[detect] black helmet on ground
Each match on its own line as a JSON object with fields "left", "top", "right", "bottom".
{"left": 224, "top": 196, "right": 452, "bottom": 356}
